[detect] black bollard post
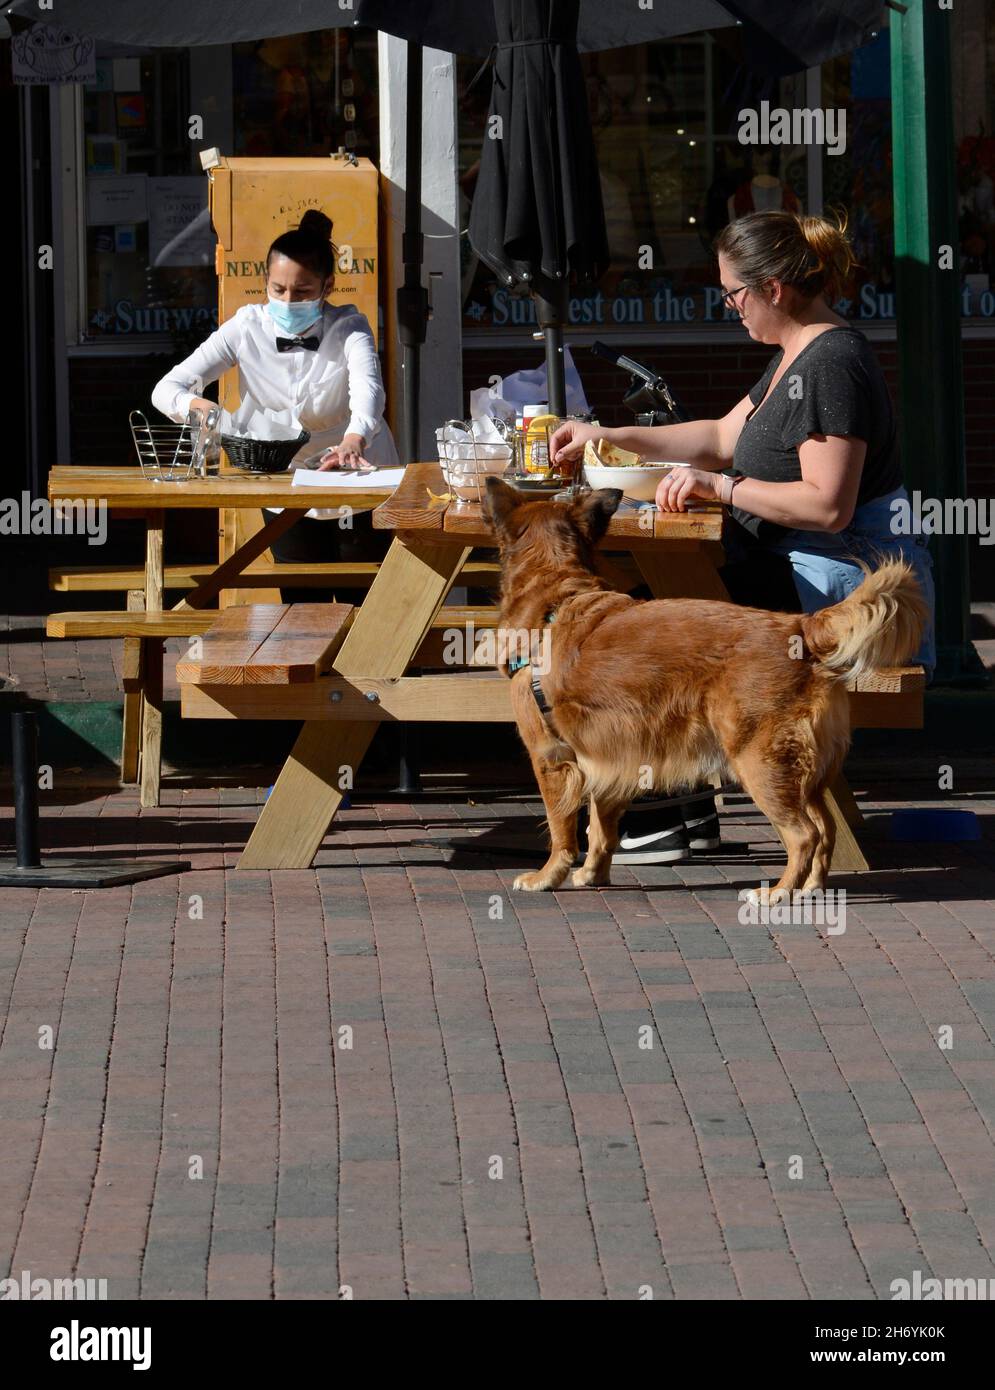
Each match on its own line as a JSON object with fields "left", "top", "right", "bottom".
{"left": 2, "top": 709, "right": 191, "bottom": 889}
{"left": 396, "top": 722, "right": 422, "bottom": 796}
{"left": 11, "top": 711, "right": 41, "bottom": 869}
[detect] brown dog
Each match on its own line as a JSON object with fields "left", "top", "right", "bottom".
{"left": 483, "top": 476, "right": 927, "bottom": 898}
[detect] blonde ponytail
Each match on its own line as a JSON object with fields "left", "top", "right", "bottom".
{"left": 797, "top": 210, "right": 857, "bottom": 303}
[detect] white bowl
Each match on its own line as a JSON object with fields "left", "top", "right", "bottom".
{"left": 583, "top": 460, "right": 688, "bottom": 502}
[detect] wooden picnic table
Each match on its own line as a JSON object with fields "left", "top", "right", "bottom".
{"left": 46, "top": 466, "right": 392, "bottom": 610}
{"left": 183, "top": 461, "right": 730, "bottom": 869}
{"left": 46, "top": 466, "right": 394, "bottom": 805}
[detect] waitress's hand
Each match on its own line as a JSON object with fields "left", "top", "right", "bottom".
{"left": 317, "top": 433, "right": 373, "bottom": 472}
{"left": 186, "top": 396, "right": 217, "bottom": 419}
{"left": 655, "top": 465, "right": 720, "bottom": 512}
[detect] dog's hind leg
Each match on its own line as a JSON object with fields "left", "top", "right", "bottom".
{"left": 800, "top": 788, "right": 837, "bottom": 891}
{"left": 513, "top": 755, "right": 585, "bottom": 893}
{"left": 572, "top": 794, "right": 624, "bottom": 888}
{"left": 732, "top": 747, "right": 819, "bottom": 902}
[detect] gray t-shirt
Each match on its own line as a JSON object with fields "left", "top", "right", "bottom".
{"left": 730, "top": 326, "right": 903, "bottom": 542}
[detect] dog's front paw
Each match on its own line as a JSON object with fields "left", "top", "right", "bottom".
{"left": 513, "top": 870, "right": 554, "bottom": 892}
{"left": 572, "top": 865, "right": 611, "bottom": 888}
{"left": 744, "top": 885, "right": 792, "bottom": 907}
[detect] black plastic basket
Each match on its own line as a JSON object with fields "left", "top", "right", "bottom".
{"left": 220, "top": 428, "right": 311, "bottom": 473}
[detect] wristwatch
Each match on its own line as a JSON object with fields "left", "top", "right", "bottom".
{"left": 718, "top": 473, "right": 744, "bottom": 506}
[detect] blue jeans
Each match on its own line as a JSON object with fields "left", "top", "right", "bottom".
{"left": 766, "top": 486, "right": 936, "bottom": 679}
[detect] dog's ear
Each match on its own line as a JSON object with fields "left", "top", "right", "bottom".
{"left": 483, "top": 475, "right": 524, "bottom": 537}
{"left": 571, "top": 487, "right": 623, "bottom": 544}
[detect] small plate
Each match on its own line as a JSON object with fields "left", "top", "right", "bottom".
{"left": 508, "top": 473, "right": 569, "bottom": 494}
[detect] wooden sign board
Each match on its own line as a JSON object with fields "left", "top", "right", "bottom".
{"left": 208, "top": 154, "right": 380, "bottom": 416}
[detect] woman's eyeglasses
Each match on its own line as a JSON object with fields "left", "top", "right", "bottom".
{"left": 719, "top": 285, "right": 748, "bottom": 310}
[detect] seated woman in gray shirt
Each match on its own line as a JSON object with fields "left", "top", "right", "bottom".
{"left": 550, "top": 210, "right": 935, "bottom": 865}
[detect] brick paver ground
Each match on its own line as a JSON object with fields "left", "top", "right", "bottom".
{"left": 2, "top": 773, "right": 994, "bottom": 1301}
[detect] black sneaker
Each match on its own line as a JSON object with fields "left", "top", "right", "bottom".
{"left": 609, "top": 798, "right": 691, "bottom": 865}
{"left": 683, "top": 800, "right": 721, "bottom": 850}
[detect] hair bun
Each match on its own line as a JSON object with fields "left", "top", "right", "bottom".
{"left": 797, "top": 211, "right": 855, "bottom": 302}
{"left": 298, "top": 209, "right": 333, "bottom": 242}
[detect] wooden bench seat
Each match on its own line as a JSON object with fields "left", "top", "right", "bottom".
{"left": 49, "top": 560, "right": 503, "bottom": 592}
{"left": 178, "top": 603, "right": 924, "bottom": 727}
{"left": 176, "top": 603, "right": 354, "bottom": 685}
{"left": 44, "top": 602, "right": 497, "bottom": 642}
{"left": 46, "top": 610, "right": 217, "bottom": 638}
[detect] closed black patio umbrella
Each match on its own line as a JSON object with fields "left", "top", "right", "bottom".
{"left": 465, "top": 0, "right": 608, "bottom": 417}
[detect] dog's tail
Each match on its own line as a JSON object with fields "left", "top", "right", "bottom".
{"left": 801, "top": 557, "right": 927, "bottom": 683}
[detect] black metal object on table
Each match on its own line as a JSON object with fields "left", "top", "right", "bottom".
{"left": 590, "top": 340, "right": 689, "bottom": 427}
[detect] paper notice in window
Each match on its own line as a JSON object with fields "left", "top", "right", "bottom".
{"left": 149, "top": 178, "right": 214, "bottom": 267}
{"left": 86, "top": 174, "right": 148, "bottom": 225}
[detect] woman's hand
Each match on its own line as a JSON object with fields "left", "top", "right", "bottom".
{"left": 548, "top": 419, "right": 601, "bottom": 469}
{"left": 655, "top": 465, "right": 721, "bottom": 512}
{"left": 186, "top": 396, "right": 216, "bottom": 418}
{"left": 317, "top": 433, "right": 373, "bottom": 471}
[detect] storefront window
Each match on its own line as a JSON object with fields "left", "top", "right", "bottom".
{"left": 78, "top": 31, "right": 380, "bottom": 347}
{"left": 458, "top": 29, "right": 814, "bottom": 334}
{"left": 81, "top": 47, "right": 216, "bottom": 345}
{"left": 232, "top": 30, "right": 379, "bottom": 159}
{"left": 458, "top": 14, "right": 995, "bottom": 335}
{"left": 821, "top": 31, "right": 895, "bottom": 323}
{"left": 953, "top": 0, "right": 995, "bottom": 319}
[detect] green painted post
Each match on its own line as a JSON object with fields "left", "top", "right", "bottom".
{"left": 890, "top": 0, "right": 984, "bottom": 684}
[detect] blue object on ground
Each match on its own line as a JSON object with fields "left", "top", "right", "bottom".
{"left": 889, "top": 808, "right": 981, "bottom": 842}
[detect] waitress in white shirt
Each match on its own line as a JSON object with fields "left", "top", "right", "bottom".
{"left": 151, "top": 208, "right": 398, "bottom": 597}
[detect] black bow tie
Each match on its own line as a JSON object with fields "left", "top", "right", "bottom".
{"left": 276, "top": 336, "right": 319, "bottom": 352}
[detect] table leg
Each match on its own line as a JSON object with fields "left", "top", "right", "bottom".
{"left": 120, "top": 588, "right": 145, "bottom": 784}
{"left": 826, "top": 774, "right": 870, "bottom": 872}
{"left": 139, "top": 637, "right": 164, "bottom": 809}
{"left": 632, "top": 545, "right": 731, "bottom": 601}
{"left": 220, "top": 506, "right": 282, "bottom": 608}
{"left": 828, "top": 771, "right": 865, "bottom": 830}
{"left": 175, "top": 509, "right": 302, "bottom": 612}
{"left": 139, "top": 511, "right": 164, "bottom": 808}
{"left": 238, "top": 534, "right": 473, "bottom": 869}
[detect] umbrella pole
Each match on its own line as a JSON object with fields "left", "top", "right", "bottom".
{"left": 397, "top": 41, "right": 428, "bottom": 465}
{"left": 395, "top": 41, "right": 429, "bottom": 791}
{"left": 534, "top": 283, "right": 569, "bottom": 417}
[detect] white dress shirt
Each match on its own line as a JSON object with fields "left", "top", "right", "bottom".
{"left": 151, "top": 300, "right": 399, "bottom": 519}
